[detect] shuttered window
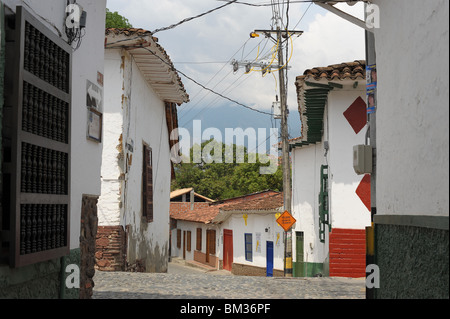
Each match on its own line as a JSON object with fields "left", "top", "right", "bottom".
{"left": 2, "top": 6, "right": 72, "bottom": 267}
{"left": 186, "top": 231, "right": 191, "bottom": 252}
{"left": 142, "top": 144, "right": 153, "bottom": 223}
{"left": 176, "top": 229, "right": 181, "bottom": 249}
{"left": 196, "top": 228, "right": 202, "bottom": 251}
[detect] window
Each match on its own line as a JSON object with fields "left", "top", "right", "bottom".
{"left": 142, "top": 144, "right": 153, "bottom": 222}
{"left": 176, "top": 229, "right": 181, "bottom": 249}
{"left": 2, "top": 6, "right": 72, "bottom": 267}
{"left": 196, "top": 228, "right": 202, "bottom": 251}
{"left": 245, "top": 233, "right": 253, "bottom": 262}
{"left": 186, "top": 231, "right": 191, "bottom": 252}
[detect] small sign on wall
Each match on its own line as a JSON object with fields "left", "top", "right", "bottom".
{"left": 86, "top": 79, "right": 103, "bottom": 143}
{"left": 87, "top": 108, "right": 102, "bottom": 142}
{"left": 86, "top": 79, "right": 103, "bottom": 110}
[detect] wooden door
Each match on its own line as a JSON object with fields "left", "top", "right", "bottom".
{"left": 223, "top": 229, "right": 233, "bottom": 271}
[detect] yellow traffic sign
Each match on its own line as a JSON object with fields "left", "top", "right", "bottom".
{"left": 276, "top": 211, "right": 296, "bottom": 232}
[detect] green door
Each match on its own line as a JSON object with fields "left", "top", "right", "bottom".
{"left": 294, "top": 232, "right": 304, "bottom": 277}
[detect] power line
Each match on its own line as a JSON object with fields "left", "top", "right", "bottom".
{"left": 152, "top": 0, "right": 239, "bottom": 34}
{"left": 217, "top": 0, "right": 315, "bottom": 7}
{"left": 138, "top": 45, "right": 273, "bottom": 116}
{"left": 180, "top": 36, "right": 271, "bottom": 121}
{"left": 105, "top": 0, "right": 239, "bottom": 47}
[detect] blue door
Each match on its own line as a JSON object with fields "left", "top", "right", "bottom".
{"left": 266, "top": 241, "right": 274, "bottom": 277}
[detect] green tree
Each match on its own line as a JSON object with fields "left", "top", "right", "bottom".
{"left": 105, "top": 8, "right": 132, "bottom": 28}
{"left": 171, "top": 139, "right": 283, "bottom": 200}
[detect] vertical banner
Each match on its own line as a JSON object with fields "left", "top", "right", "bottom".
{"left": 366, "top": 64, "right": 377, "bottom": 114}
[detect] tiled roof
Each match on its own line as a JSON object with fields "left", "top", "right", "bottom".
{"left": 105, "top": 28, "right": 189, "bottom": 105}
{"left": 170, "top": 190, "right": 280, "bottom": 224}
{"left": 294, "top": 61, "right": 366, "bottom": 146}
{"left": 296, "top": 60, "right": 365, "bottom": 83}
{"left": 105, "top": 28, "right": 156, "bottom": 39}
{"left": 220, "top": 193, "right": 283, "bottom": 212}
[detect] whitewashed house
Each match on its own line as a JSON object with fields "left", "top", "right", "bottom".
{"left": 96, "top": 28, "right": 189, "bottom": 273}
{"left": 367, "top": 0, "right": 449, "bottom": 298}
{"left": 171, "top": 190, "right": 285, "bottom": 276}
{"left": 290, "top": 61, "right": 371, "bottom": 278}
{"left": 0, "top": 0, "right": 106, "bottom": 298}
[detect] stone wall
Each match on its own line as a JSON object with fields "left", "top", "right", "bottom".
{"left": 80, "top": 195, "right": 99, "bottom": 299}
{"left": 374, "top": 222, "right": 449, "bottom": 299}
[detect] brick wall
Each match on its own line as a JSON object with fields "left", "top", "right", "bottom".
{"left": 95, "top": 226, "right": 126, "bottom": 271}
{"left": 329, "top": 228, "right": 366, "bottom": 278}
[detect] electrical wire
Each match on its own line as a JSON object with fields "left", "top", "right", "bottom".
{"left": 180, "top": 36, "right": 270, "bottom": 121}
{"left": 135, "top": 46, "right": 272, "bottom": 116}
{"left": 105, "top": 0, "right": 239, "bottom": 48}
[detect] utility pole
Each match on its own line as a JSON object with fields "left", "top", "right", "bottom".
{"left": 277, "top": 26, "right": 292, "bottom": 277}
{"left": 254, "top": 28, "right": 302, "bottom": 277}
{"left": 233, "top": 24, "right": 302, "bottom": 277}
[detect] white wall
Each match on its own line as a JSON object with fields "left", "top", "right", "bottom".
{"left": 221, "top": 213, "right": 284, "bottom": 271}
{"left": 97, "top": 49, "right": 124, "bottom": 226}
{"left": 372, "top": 0, "right": 449, "bottom": 217}
{"left": 327, "top": 89, "right": 371, "bottom": 229}
{"left": 291, "top": 143, "right": 328, "bottom": 264}
{"left": 2, "top": 0, "right": 106, "bottom": 249}
{"left": 172, "top": 213, "right": 284, "bottom": 271}
{"left": 170, "top": 221, "right": 219, "bottom": 261}
{"left": 99, "top": 48, "right": 172, "bottom": 270}
{"left": 291, "top": 81, "right": 371, "bottom": 263}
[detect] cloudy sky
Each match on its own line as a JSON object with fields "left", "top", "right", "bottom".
{"left": 106, "top": 0, "right": 365, "bottom": 149}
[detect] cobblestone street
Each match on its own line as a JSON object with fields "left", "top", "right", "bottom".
{"left": 92, "top": 259, "right": 366, "bottom": 299}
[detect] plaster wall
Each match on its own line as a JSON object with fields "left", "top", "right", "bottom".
{"left": 327, "top": 88, "right": 371, "bottom": 229}
{"left": 291, "top": 143, "right": 328, "bottom": 264}
{"left": 372, "top": 0, "right": 449, "bottom": 217}
{"left": 221, "top": 212, "right": 284, "bottom": 271}
{"left": 99, "top": 49, "right": 171, "bottom": 272}
{"left": 291, "top": 83, "right": 371, "bottom": 267}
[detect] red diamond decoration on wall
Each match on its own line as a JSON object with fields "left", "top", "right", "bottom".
{"left": 343, "top": 96, "right": 367, "bottom": 134}
{"left": 356, "top": 174, "right": 371, "bottom": 211}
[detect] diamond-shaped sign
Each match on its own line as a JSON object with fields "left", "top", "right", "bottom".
{"left": 276, "top": 211, "right": 297, "bottom": 232}
{"left": 356, "top": 174, "right": 371, "bottom": 211}
{"left": 343, "top": 96, "right": 367, "bottom": 134}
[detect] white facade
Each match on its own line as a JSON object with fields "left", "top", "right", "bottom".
{"left": 372, "top": 0, "right": 449, "bottom": 217}
{"left": 220, "top": 212, "right": 284, "bottom": 272}
{"left": 98, "top": 43, "right": 183, "bottom": 271}
{"left": 291, "top": 78, "right": 371, "bottom": 273}
{"left": 171, "top": 213, "right": 284, "bottom": 273}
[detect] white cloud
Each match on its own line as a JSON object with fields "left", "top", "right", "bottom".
{"left": 106, "top": 0, "right": 365, "bottom": 115}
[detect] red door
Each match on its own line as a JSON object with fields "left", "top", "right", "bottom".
{"left": 223, "top": 229, "right": 233, "bottom": 271}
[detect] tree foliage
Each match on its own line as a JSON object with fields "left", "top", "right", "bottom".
{"left": 105, "top": 8, "right": 132, "bottom": 29}
{"left": 171, "top": 139, "right": 282, "bottom": 201}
